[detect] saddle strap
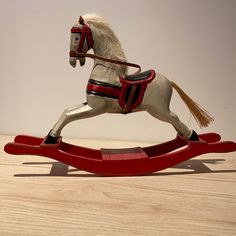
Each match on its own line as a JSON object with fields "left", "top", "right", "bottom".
{"left": 87, "top": 79, "right": 121, "bottom": 99}
{"left": 123, "top": 85, "right": 137, "bottom": 114}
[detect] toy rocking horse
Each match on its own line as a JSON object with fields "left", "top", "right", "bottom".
{"left": 5, "top": 14, "right": 236, "bottom": 176}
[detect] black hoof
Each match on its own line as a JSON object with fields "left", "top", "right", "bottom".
{"left": 189, "top": 130, "right": 199, "bottom": 141}
{"left": 44, "top": 135, "right": 58, "bottom": 144}
{"left": 44, "top": 130, "right": 59, "bottom": 144}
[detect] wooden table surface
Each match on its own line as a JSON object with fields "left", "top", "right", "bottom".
{"left": 0, "top": 135, "right": 236, "bottom": 236}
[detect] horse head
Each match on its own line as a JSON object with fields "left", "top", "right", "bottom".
{"left": 69, "top": 16, "right": 93, "bottom": 67}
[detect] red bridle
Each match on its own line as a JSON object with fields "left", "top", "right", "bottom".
{"left": 70, "top": 20, "right": 93, "bottom": 57}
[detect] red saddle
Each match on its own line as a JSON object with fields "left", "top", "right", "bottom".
{"left": 119, "top": 69, "right": 156, "bottom": 113}
{"left": 86, "top": 69, "right": 156, "bottom": 113}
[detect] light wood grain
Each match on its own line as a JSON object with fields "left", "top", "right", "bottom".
{"left": 0, "top": 135, "right": 236, "bottom": 236}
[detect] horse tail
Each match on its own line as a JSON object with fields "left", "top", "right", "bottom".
{"left": 171, "top": 81, "right": 214, "bottom": 128}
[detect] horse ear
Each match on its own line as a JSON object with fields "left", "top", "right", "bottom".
{"left": 79, "top": 16, "right": 85, "bottom": 26}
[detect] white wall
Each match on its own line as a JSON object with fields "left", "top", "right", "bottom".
{"left": 1, "top": 0, "right": 236, "bottom": 142}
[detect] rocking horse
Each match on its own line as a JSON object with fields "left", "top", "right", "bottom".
{"left": 4, "top": 14, "right": 236, "bottom": 176}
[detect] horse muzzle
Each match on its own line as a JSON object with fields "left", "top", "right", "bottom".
{"left": 78, "top": 56, "right": 86, "bottom": 66}
{"left": 69, "top": 57, "right": 77, "bottom": 67}
{"left": 69, "top": 51, "right": 85, "bottom": 67}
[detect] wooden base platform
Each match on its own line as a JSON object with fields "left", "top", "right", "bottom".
{"left": 1, "top": 135, "right": 236, "bottom": 235}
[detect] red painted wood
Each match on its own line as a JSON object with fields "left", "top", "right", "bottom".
{"left": 4, "top": 133, "right": 236, "bottom": 176}
{"left": 118, "top": 70, "right": 156, "bottom": 111}
{"left": 86, "top": 83, "right": 121, "bottom": 98}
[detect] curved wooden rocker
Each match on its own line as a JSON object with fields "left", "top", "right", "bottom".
{"left": 4, "top": 133, "right": 236, "bottom": 176}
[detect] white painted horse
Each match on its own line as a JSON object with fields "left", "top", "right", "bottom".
{"left": 45, "top": 13, "right": 213, "bottom": 144}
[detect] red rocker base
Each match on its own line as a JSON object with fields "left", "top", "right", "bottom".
{"left": 4, "top": 133, "right": 236, "bottom": 176}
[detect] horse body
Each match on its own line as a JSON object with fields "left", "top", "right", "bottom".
{"left": 46, "top": 14, "right": 213, "bottom": 142}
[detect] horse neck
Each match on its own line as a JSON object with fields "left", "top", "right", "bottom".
{"left": 91, "top": 28, "right": 127, "bottom": 82}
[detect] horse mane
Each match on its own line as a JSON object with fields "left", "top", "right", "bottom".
{"left": 80, "top": 13, "right": 128, "bottom": 75}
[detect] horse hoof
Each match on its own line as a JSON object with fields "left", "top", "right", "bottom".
{"left": 44, "top": 130, "right": 59, "bottom": 144}
{"left": 44, "top": 135, "right": 59, "bottom": 144}
{"left": 189, "top": 130, "right": 199, "bottom": 141}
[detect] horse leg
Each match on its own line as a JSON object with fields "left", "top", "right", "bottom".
{"left": 148, "top": 108, "right": 193, "bottom": 139}
{"left": 144, "top": 74, "right": 199, "bottom": 140}
{"left": 45, "top": 102, "right": 104, "bottom": 143}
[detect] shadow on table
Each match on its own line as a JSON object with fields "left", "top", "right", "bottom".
{"left": 152, "top": 159, "right": 236, "bottom": 176}
{"left": 14, "top": 158, "right": 236, "bottom": 177}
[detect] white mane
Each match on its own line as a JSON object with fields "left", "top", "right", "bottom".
{"left": 80, "top": 13, "right": 128, "bottom": 75}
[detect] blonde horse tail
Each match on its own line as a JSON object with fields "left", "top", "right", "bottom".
{"left": 171, "top": 81, "right": 214, "bottom": 128}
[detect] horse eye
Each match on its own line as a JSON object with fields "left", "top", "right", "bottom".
{"left": 75, "top": 37, "right": 79, "bottom": 40}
